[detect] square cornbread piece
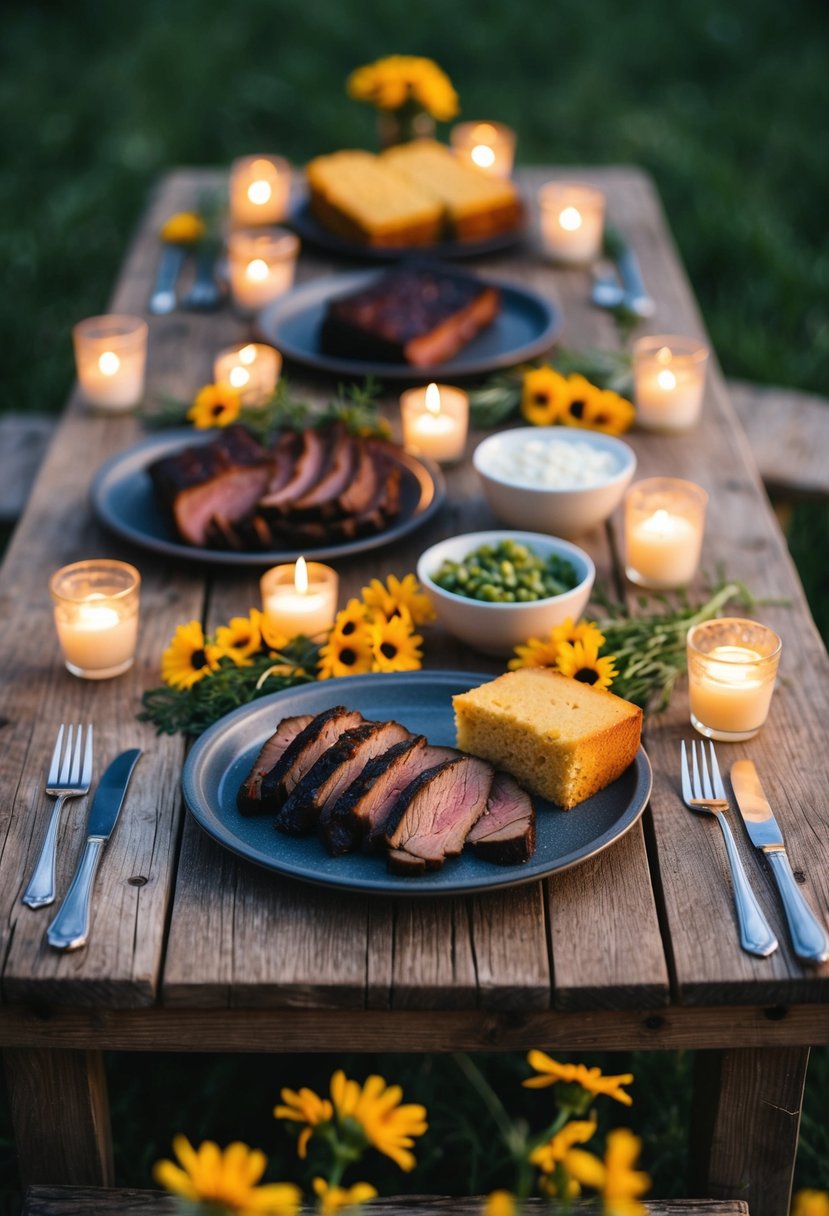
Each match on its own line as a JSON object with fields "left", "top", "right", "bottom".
{"left": 453, "top": 668, "right": 642, "bottom": 810}
{"left": 306, "top": 151, "right": 443, "bottom": 247}
{"left": 382, "top": 139, "right": 522, "bottom": 241}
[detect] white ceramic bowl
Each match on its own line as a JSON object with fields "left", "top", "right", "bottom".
{"left": 473, "top": 427, "right": 637, "bottom": 539}
{"left": 416, "top": 530, "right": 595, "bottom": 657}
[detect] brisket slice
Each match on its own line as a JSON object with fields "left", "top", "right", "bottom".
{"left": 386, "top": 849, "right": 427, "bottom": 876}
{"left": 289, "top": 424, "right": 353, "bottom": 515}
{"left": 259, "top": 426, "right": 330, "bottom": 509}
{"left": 237, "top": 714, "right": 315, "bottom": 815}
{"left": 467, "top": 772, "right": 536, "bottom": 865}
{"left": 259, "top": 706, "right": 364, "bottom": 809}
{"left": 275, "top": 719, "right": 411, "bottom": 836}
{"left": 383, "top": 755, "right": 494, "bottom": 869}
{"left": 361, "top": 742, "right": 461, "bottom": 854}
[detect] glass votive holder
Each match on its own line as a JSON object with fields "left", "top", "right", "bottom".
{"left": 538, "top": 182, "right": 606, "bottom": 264}
{"left": 72, "top": 315, "right": 148, "bottom": 412}
{"left": 687, "top": 618, "right": 782, "bottom": 742}
{"left": 260, "top": 557, "right": 339, "bottom": 640}
{"left": 633, "top": 335, "right": 710, "bottom": 432}
{"left": 229, "top": 154, "right": 292, "bottom": 227}
{"left": 624, "top": 477, "right": 708, "bottom": 590}
{"left": 228, "top": 228, "right": 300, "bottom": 315}
{"left": 450, "top": 121, "right": 516, "bottom": 177}
{"left": 213, "top": 342, "right": 282, "bottom": 405}
{"left": 50, "top": 559, "right": 141, "bottom": 680}
{"left": 400, "top": 382, "right": 469, "bottom": 465}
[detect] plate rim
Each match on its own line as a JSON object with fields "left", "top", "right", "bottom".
{"left": 89, "top": 427, "right": 446, "bottom": 568}
{"left": 256, "top": 267, "right": 561, "bottom": 381}
{"left": 181, "top": 670, "right": 653, "bottom": 896}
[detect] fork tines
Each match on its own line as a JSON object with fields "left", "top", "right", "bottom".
{"left": 48, "top": 723, "right": 93, "bottom": 791}
{"left": 681, "top": 737, "right": 726, "bottom": 803}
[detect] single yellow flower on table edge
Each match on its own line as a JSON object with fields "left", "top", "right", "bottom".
{"left": 153, "top": 1135, "right": 301, "bottom": 1215}
{"left": 160, "top": 210, "right": 207, "bottom": 245}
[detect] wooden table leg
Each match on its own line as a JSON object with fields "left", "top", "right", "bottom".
{"left": 690, "top": 1045, "right": 810, "bottom": 1216}
{"left": 3, "top": 1047, "right": 114, "bottom": 1187}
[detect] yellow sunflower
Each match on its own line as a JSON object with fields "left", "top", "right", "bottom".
{"left": 360, "top": 574, "right": 436, "bottom": 626}
{"left": 274, "top": 1086, "right": 334, "bottom": 1159}
{"left": 793, "top": 1193, "right": 829, "bottom": 1216}
{"left": 251, "top": 608, "right": 291, "bottom": 654}
{"left": 153, "top": 1136, "right": 301, "bottom": 1216}
{"left": 550, "top": 616, "right": 606, "bottom": 650}
{"left": 330, "top": 1070, "right": 428, "bottom": 1172}
{"left": 161, "top": 620, "right": 221, "bottom": 689}
{"left": 579, "top": 387, "right": 636, "bottom": 436}
{"left": 214, "top": 614, "right": 262, "bottom": 666}
{"left": 555, "top": 637, "right": 618, "bottom": 689}
{"left": 508, "top": 636, "right": 563, "bottom": 671}
{"left": 160, "top": 210, "right": 206, "bottom": 245}
{"left": 317, "top": 627, "right": 374, "bottom": 680}
{"left": 347, "top": 56, "right": 458, "bottom": 121}
{"left": 559, "top": 374, "right": 607, "bottom": 429}
{"left": 565, "top": 1128, "right": 650, "bottom": 1216}
{"left": 530, "top": 1118, "right": 597, "bottom": 1174}
{"left": 312, "top": 1178, "right": 377, "bottom": 1216}
{"left": 187, "top": 383, "right": 242, "bottom": 429}
{"left": 370, "top": 611, "right": 423, "bottom": 673}
{"left": 331, "top": 598, "right": 371, "bottom": 642}
{"left": 521, "top": 365, "right": 571, "bottom": 426}
{"left": 524, "top": 1051, "right": 634, "bottom": 1106}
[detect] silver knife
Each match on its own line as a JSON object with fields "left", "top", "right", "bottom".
{"left": 148, "top": 245, "right": 187, "bottom": 315}
{"left": 46, "top": 749, "right": 142, "bottom": 951}
{"left": 616, "top": 245, "right": 656, "bottom": 318}
{"left": 731, "top": 759, "right": 829, "bottom": 964}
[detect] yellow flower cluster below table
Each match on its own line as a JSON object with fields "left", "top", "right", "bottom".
{"left": 347, "top": 55, "right": 459, "bottom": 121}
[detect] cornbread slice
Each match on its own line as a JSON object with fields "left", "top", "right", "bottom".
{"left": 453, "top": 669, "right": 642, "bottom": 810}
{"left": 306, "top": 150, "right": 443, "bottom": 247}
{"left": 382, "top": 139, "right": 522, "bottom": 240}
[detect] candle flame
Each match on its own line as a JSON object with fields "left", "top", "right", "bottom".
{"left": 246, "top": 258, "right": 270, "bottom": 282}
{"left": 229, "top": 366, "right": 251, "bottom": 388}
{"left": 471, "top": 144, "right": 496, "bottom": 169}
{"left": 98, "top": 351, "right": 121, "bottom": 376}
{"left": 248, "top": 180, "right": 273, "bottom": 205}
{"left": 425, "top": 383, "right": 442, "bottom": 416}
{"left": 657, "top": 368, "right": 677, "bottom": 391}
{"left": 294, "top": 555, "right": 309, "bottom": 595}
{"left": 239, "top": 344, "right": 258, "bottom": 364}
{"left": 559, "top": 206, "right": 583, "bottom": 231}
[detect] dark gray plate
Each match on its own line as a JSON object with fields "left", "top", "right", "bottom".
{"left": 90, "top": 429, "right": 444, "bottom": 567}
{"left": 182, "top": 671, "right": 652, "bottom": 895}
{"left": 256, "top": 269, "right": 561, "bottom": 381}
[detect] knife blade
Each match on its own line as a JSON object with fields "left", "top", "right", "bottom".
{"left": 731, "top": 759, "right": 829, "bottom": 963}
{"left": 46, "top": 748, "right": 142, "bottom": 951}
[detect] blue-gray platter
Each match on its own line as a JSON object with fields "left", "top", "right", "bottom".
{"left": 90, "top": 429, "right": 444, "bottom": 567}
{"left": 256, "top": 269, "right": 561, "bottom": 381}
{"left": 182, "top": 671, "right": 652, "bottom": 895}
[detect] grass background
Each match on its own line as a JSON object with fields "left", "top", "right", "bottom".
{"left": 1, "top": 0, "right": 828, "bottom": 1209}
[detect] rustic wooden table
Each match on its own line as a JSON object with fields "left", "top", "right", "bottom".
{"left": 1, "top": 168, "right": 827, "bottom": 1216}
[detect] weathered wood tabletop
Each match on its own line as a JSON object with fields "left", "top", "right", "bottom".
{"left": 1, "top": 168, "right": 827, "bottom": 1216}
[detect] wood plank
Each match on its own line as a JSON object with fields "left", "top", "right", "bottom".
{"left": 0, "top": 413, "right": 56, "bottom": 523}
{"left": 728, "top": 379, "right": 829, "bottom": 501}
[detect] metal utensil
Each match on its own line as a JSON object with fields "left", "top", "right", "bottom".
{"left": 680, "top": 739, "right": 778, "bottom": 957}
{"left": 22, "top": 724, "right": 93, "bottom": 909}
{"left": 591, "top": 262, "right": 625, "bottom": 309}
{"left": 616, "top": 245, "right": 656, "bottom": 318}
{"left": 731, "top": 759, "right": 829, "bottom": 963}
{"left": 181, "top": 246, "right": 225, "bottom": 311}
{"left": 148, "top": 245, "right": 187, "bottom": 315}
{"left": 46, "top": 748, "right": 142, "bottom": 951}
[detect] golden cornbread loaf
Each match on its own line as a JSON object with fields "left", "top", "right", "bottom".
{"left": 382, "top": 139, "right": 522, "bottom": 240}
{"left": 453, "top": 668, "right": 642, "bottom": 810}
{"left": 306, "top": 150, "right": 443, "bottom": 247}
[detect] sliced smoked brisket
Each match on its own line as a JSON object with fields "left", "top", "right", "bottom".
{"left": 467, "top": 771, "right": 536, "bottom": 864}
{"left": 258, "top": 706, "right": 363, "bottom": 810}
{"left": 383, "top": 754, "right": 494, "bottom": 869}
{"left": 237, "top": 714, "right": 314, "bottom": 815}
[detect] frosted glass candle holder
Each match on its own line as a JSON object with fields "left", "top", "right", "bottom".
{"left": 50, "top": 559, "right": 141, "bottom": 679}
{"left": 400, "top": 382, "right": 469, "bottom": 465}
{"left": 450, "top": 121, "right": 516, "bottom": 177}
{"left": 633, "top": 335, "right": 710, "bottom": 432}
{"left": 624, "top": 477, "right": 708, "bottom": 590}
{"left": 260, "top": 557, "right": 338, "bottom": 640}
{"left": 72, "top": 315, "right": 148, "bottom": 411}
{"left": 687, "top": 617, "right": 782, "bottom": 742}
{"left": 213, "top": 342, "right": 282, "bottom": 405}
{"left": 538, "top": 182, "right": 605, "bottom": 264}
{"left": 229, "top": 155, "right": 291, "bottom": 227}
{"left": 228, "top": 228, "right": 300, "bottom": 314}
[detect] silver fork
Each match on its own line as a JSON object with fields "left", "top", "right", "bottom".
{"left": 22, "top": 724, "right": 93, "bottom": 909}
{"left": 181, "top": 247, "right": 225, "bottom": 311}
{"left": 680, "top": 739, "right": 778, "bottom": 958}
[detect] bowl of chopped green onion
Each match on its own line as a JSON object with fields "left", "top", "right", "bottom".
{"left": 416, "top": 530, "right": 595, "bottom": 656}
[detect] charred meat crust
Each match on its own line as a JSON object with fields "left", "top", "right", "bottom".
{"left": 258, "top": 706, "right": 364, "bottom": 809}
{"left": 237, "top": 714, "right": 315, "bottom": 815}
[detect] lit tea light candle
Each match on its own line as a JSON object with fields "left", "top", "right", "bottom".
{"left": 400, "top": 382, "right": 469, "bottom": 464}
{"left": 228, "top": 228, "right": 300, "bottom": 314}
{"left": 538, "top": 182, "right": 606, "bottom": 264}
{"left": 72, "top": 315, "right": 148, "bottom": 411}
{"left": 687, "top": 618, "right": 782, "bottom": 741}
{"left": 260, "top": 557, "right": 338, "bottom": 639}
{"left": 50, "top": 559, "right": 141, "bottom": 679}
{"left": 213, "top": 342, "right": 282, "bottom": 405}
{"left": 633, "top": 335, "right": 710, "bottom": 431}
{"left": 229, "top": 154, "right": 291, "bottom": 227}
{"left": 450, "top": 121, "right": 516, "bottom": 177}
{"left": 624, "top": 477, "right": 707, "bottom": 589}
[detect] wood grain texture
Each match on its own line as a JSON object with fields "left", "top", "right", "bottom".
{"left": 728, "top": 380, "right": 829, "bottom": 501}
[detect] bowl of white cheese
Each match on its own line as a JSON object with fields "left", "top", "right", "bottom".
{"left": 473, "top": 427, "right": 637, "bottom": 539}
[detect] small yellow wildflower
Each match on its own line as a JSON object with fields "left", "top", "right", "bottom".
{"left": 347, "top": 55, "right": 458, "bottom": 121}
{"left": 566, "top": 1128, "right": 650, "bottom": 1216}
{"left": 274, "top": 1086, "right": 334, "bottom": 1159}
{"left": 530, "top": 1117, "right": 597, "bottom": 1174}
{"left": 792, "top": 1192, "right": 829, "bottom": 1216}
{"left": 330, "top": 1070, "right": 428, "bottom": 1172}
{"left": 521, "top": 365, "right": 570, "bottom": 426}
{"left": 370, "top": 611, "right": 423, "bottom": 673}
{"left": 188, "top": 383, "right": 242, "bottom": 429}
{"left": 524, "top": 1051, "right": 634, "bottom": 1106}
{"left": 214, "top": 614, "right": 262, "bottom": 666}
{"left": 313, "top": 1178, "right": 378, "bottom": 1216}
{"left": 360, "top": 574, "right": 435, "bottom": 626}
{"left": 160, "top": 211, "right": 206, "bottom": 245}
{"left": 161, "top": 620, "right": 221, "bottom": 690}
{"left": 483, "top": 1191, "right": 517, "bottom": 1216}
{"left": 554, "top": 637, "right": 618, "bottom": 690}
{"left": 153, "top": 1136, "right": 301, "bottom": 1215}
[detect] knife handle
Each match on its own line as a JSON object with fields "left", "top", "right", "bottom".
{"left": 765, "top": 848, "right": 829, "bottom": 964}
{"left": 46, "top": 838, "right": 104, "bottom": 951}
